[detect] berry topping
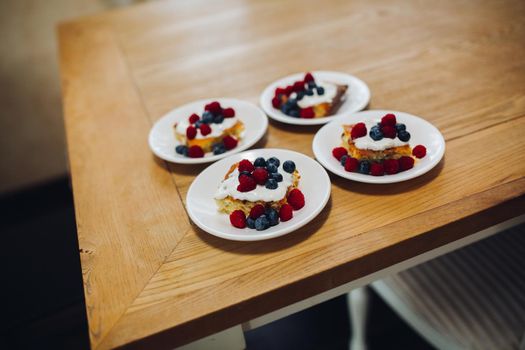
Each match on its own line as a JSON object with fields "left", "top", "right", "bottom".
{"left": 266, "top": 208, "right": 279, "bottom": 226}
{"left": 249, "top": 204, "right": 266, "bottom": 219}
{"left": 398, "top": 130, "right": 411, "bottom": 142}
{"left": 195, "top": 121, "right": 202, "bottom": 128}
{"left": 316, "top": 87, "right": 325, "bottom": 95}
{"left": 399, "top": 156, "right": 415, "bottom": 171}
{"left": 413, "top": 145, "right": 427, "bottom": 158}
{"left": 267, "top": 157, "right": 280, "bottom": 167}
{"left": 272, "top": 96, "right": 280, "bottom": 108}
{"left": 332, "top": 147, "right": 348, "bottom": 161}
{"left": 279, "top": 204, "right": 294, "bottom": 221}
{"left": 175, "top": 145, "right": 188, "bottom": 155}
{"left": 229, "top": 210, "right": 246, "bottom": 228}
{"left": 293, "top": 81, "right": 305, "bottom": 92}
{"left": 351, "top": 122, "right": 367, "bottom": 139}
{"left": 300, "top": 107, "right": 315, "bottom": 118}
{"left": 358, "top": 160, "right": 371, "bottom": 174}
{"left": 395, "top": 123, "right": 406, "bottom": 132}
{"left": 255, "top": 215, "right": 270, "bottom": 231}
{"left": 304, "top": 72, "right": 314, "bottom": 83}
{"left": 213, "top": 114, "right": 224, "bottom": 124}
{"left": 246, "top": 217, "right": 256, "bottom": 229}
{"left": 370, "top": 162, "right": 384, "bottom": 176}
{"left": 238, "top": 159, "right": 255, "bottom": 173}
{"left": 238, "top": 170, "right": 252, "bottom": 180}
{"left": 202, "top": 111, "right": 214, "bottom": 123}
{"left": 305, "top": 89, "right": 314, "bottom": 96}
{"left": 381, "top": 113, "right": 397, "bottom": 126}
{"left": 223, "top": 135, "right": 238, "bottom": 150}
{"left": 340, "top": 155, "right": 348, "bottom": 166}
{"left": 296, "top": 91, "right": 305, "bottom": 100}
{"left": 254, "top": 157, "right": 266, "bottom": 167}
{"left": 289, "top": 109, "right": 300, "bottom": 118}
{"left": 237, "top": 175, "right": 256, "bottom": 192}
{"left": 275, "top": 87, "right": 286, "bottom": 97}
{"left": 382, "top": 125, "right": 396, "bottom": 139}
{"left": 383, "top": 159, "right": 400, "bottom": 174}
{"left": 265, "top": 178, "right": 278, "bottom": 189}
{"left": 266, "top": 163, "right": 278, "bottom": 173}
{"left": 344, "top": 157, "right": 359, "bottom": 172}
{"left": 188, "top": 145, "right": 204, "bottom": 158}
{"left": 204, "top": 101, "right": 222, "bottom": 115}
{"left": 307, "top": 81, "right": 316, "bottom": 89}
{"left": 369, "top": 126, "right": 383, "bottom": 141}
{"left": 270, "top": 172, "right": 283, "bottom": 182}
{"left": 200, "top": 123, "right": 212, "bottom": 136}
{"left": 283, "top": 160, "right": 296, "bottom": 173}
{"left": 223, "top": 107, "right": 235, "bottom": 118}
{"left": 213, "top": 143, "right": 226, "bottom": 155}
{"left": 186, "top": 125, "right": 197, "bottom": 140}
{"left": 253, "top": 167, "right": 269, "bottom": 185}
{"left": 285, "top": 85, "right": 294, "bottom": 96}
{"left": 188, "top": 113, "right": 200, "bottom": 124}
{"left": 287, "top": 188, "right": 305, "bottom": 210}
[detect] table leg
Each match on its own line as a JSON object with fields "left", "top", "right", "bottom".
{"left": 347, "top": 287, "right": 369, "bottom": 350}
{"left": 176, "top": 325, "right": 246, "bottom": 350}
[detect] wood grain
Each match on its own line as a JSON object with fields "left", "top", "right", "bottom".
{"left": 57, "top": 0, "right": 525, "bottom": 348}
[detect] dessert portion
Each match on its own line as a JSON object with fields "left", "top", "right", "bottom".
{"left": 174, "top": 101, "right": 244, "bottom": 158}
{"left": 272, "top": 72, "right": 348, "bottom": 119}
{"left": 332, "top": 113, "right": 427, "bottom": 176}
{"left": 214, "top": 157, "right": 305, "bottom": 230}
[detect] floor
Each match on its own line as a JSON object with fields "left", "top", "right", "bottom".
{"left": 0, "top": 177, "right": 433, "bottom": 349}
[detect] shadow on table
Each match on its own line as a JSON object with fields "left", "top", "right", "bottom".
{"left": 267, "top": 118, "right": 323, "bottom": 134}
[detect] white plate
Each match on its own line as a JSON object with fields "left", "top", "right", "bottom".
{"left": 148, "top": 98, "right": 268, "bottom": 164}
{"left": 186, "top": 148, "right": 331, "bottom": 241}
{"left": 312, "top": 110, "right": 445, "bottom": 184}
{"left": 260, "top": 71, "right": 370, "bottom": 126}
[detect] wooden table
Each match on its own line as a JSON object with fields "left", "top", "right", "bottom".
{"left": 58, "top": 0, "right": 525, "bottom": 348}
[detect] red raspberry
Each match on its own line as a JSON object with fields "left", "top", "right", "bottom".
{"left": 370, "top": 162, "right": 384, "bottom": 176}
{"left": 204, "top": 101, "right": 222, "bottom": 114}
{"left": 350, "top": 122, "right": 367, "bottom": 139}
{"left": 249, "top": 204, "right": 265, "bottom": 219}
{"left": 304, "top": 72, "right": 314, "bottom": 83}
{"left": 252, "top": 167, "right": 268, "bottom": 185}
{"left": 237, "top": 175, "right": 256, "bottom": 192}
{"left": 229, "top": 210, "right": 246, "bottom": 228}
{"left": 199, "top": 123, "right": 211, "bottom": 136}
{"left": 293, "top": 81, "right": 305, "bottom": 92}
{"left": 223, "top": 107, "right": 235, "bottom": 118}
{"left": 188, "top": 145, "right": 204, "bottom": 158}
{"left": 186, "top": 125, "right": 197, "bottom": 140}
{"left": 188, "top": 113, "right": 200, "bottom": 124}
{"left": 285, "top": 85, "right": 294, "bottom": 96}
{"left": 287, "top": 188, "right": 305, "bottom": 210}
{"left": 398, "top": 156, "right": 415, "bottom": 171}
{"left": 344, "top": 157, "right": 359, "bottom": 172}
{"left": 413, "top": 145, "right": 427, "bottom": 159}
{"left": 300, "top": 107, "right": 315, "bottom": 118}
{"left": 383, "top": 159, "right": 400, "bottom": 174}
{"left": 223, "top": 135, "right": 238, "bottom": 150}
{"left": 382, "top": 125, "right": 396, "bottom": 139}
{"left": 275, "top": 87, "right": 286, "bottom": 97}
{"left": 381, "top": 113, "right": 397, "bottom": 126}
{"left": 238, "top": 159, "right": 254, "bottom": 173}
{"left": 279, "top": 204, "right": 294, "bottom": 222}
{"left": 332, "top": 147, "right": 348, "bottom": 161}
{"left": 272, "top": 96, "right": 281, "bottom": 108}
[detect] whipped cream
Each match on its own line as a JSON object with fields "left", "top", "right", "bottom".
{"left": 176, "top": 117, "right": 239, "bottom": 139}
{"left": 290, "top": 81, "right": 339, "bottom": 108}
{"left": 214, "top": 164, "right": 294, "bottom": 202}
{"left": 353, "top": 120, "right": 409, "bottom": 151}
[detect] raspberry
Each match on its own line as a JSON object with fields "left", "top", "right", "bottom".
{"left": 351, "top": 122, "right": 367, "bottom": 139}
{"left": 186, "top": 126, "right": 197, "bottom": 140}
{"left": 188, "top": 145, "right": 204, "bottom": 158}
{"left": 238, "top": 159, "right": 254, "bottom": 173}
{"left": 188, "top": 113, "right": 200, "bottom": 124}
{"left": 370, "top": 162, "right": 384, "bottom": 176}
{"left": 272, "top": 96, "right": 280, "bottom": 108}
{"left": 223, "top": 107, "right": 235, "bottom": 118}
{"left": 382, "top": 125, "right": 396, "bottom": 139}
{"left": 300, "top": 107, "right": 315, "bottom": 118}
{"left": 204, "top": 101, "right": 222, "bottom": 115}
{"left": 249, "top": 204, "right": 265, "bottom": 219}
{"left": 399, "top": 156, "right": 415, "bottom": 171}
{"left": 229, "top": 210, "right": 246, "bottom": 228}
{"left": 383, "top": 159, "right": 400, "bottom": 174}
{"left": 237, "top": 175, "right": 256, "bottom": 192}
{"left": 332, "top": 147, "right": 348, "bottom": 161}
{"left": 285, "top": 85, "right": 294, "bottom": 96}
{"left": 293, "top": 81, "right": 305, "bottom": 92}
{"left": 304, "top": 72, "right": 314, "bottom": 83}
{"left": 223, "top": 135, "right": 238, "bottom": 150}
{"left": 344, "top": 157, "right": 359, "bottom": 172}
{"left": 275, "top": 87, "right": 286, "bottom": 97}
{"left": 287, "top": 188, "right": 305, "bottom": 210}
{"left": 279, "top": 204, "right": 294, "bottom": 222}
{"left": 200, "top": 123, "right": 211, "bottom": 136}
{"left": 413, "top": 145, "right": 427, "bottom": 159}
{"left": 381, "top": 113, "right": 397, "bottom": 126}
{"left": 252, "top": 167, "right": 269, "bottom": 185}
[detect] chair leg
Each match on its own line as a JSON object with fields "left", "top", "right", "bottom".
{"left": 347, "top": 287, "right": 369, "bottom": 350}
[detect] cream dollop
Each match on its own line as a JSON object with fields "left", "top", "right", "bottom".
{"left": 290, "top": 81, "right": 339, "bottom": 108}
{"left": 353, "top": 120, "right": 409, "bottom": 151}
{"left": 176, "top": 117, "right": 239, "bottom": 139}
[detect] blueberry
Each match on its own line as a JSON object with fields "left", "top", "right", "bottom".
{"left": 265, "top": 178, "right": 278, "bottom": 189}
{"left": 305, "top": 89, "right": 314, "bottom": 96}
{"left": 287, "top": 98, "right": 297, "bottom": 106}
{"left": 266, "top": 163, "right": 278, "bottom": 173}
{"left": 246, "top": 217, "right": 256, "bottom": 229}
{"left": 307, "top": 81, "right": 316, "bottom": 89}
{"left": 395, "top": 123, "right": 406, "bottom": 132}
{"left": 340, "top": 155, "right": 348, "bottom": 166}
{"left": 358, "top": 160, "right": 371, "bottom": 174}
{"left": 296, "top": 91, "right": 305, "bottom": 100}
{"left": 281, "top": 104, "right": 290, "bottom": 114}
{"left": 282, "top": 160, "right": 296, "bottom": 173}
{"left": 369, "top": 126, "right": 383, "bottom": 141}
{"left": 316, "top": 86, "right": 325, "bottom": 95}
{"left": 266, "top": 208, "right": 279, "bottom": 226}
{"left": 255, "top": 215, "right": 270, "bottom": 231}
{"left": 398, "top": 130, "right": 411, "bottom": 142}
{"left": 289, "top": 109, "right": 300, "bottom": 118}
{"left": 238, "top": 171, "right": 252, "bottom": 180}
{"left": 267, "top": 157, "right": 280, "bottom": 167}
{"left": 213, "top": 144, "right": 226, "bottom": 155}
{"left": 202, "top": 111, "right": 214, "bottom": 123}
{"left": 175, "top": 145, "right": 187, "bottom": 155}
{"left": 213, "top": 114, "right": 224, "bottom": 124}
{"left": 194, "top": 120, "right": 202, "bottom": 128}
{"left": 254, "top": 157, "right": 266, "bottom": 167}
{"left": 270, "top": 172, "right": 283, "bottom": 182}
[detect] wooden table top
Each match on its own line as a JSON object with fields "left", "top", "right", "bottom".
{"left": 58, "top": 0, "right": 525, "bottom": 348}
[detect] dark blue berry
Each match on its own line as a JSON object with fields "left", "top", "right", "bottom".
{"left": 194, "top": 121, "right": 202, "bottom": 128}
{"left": 213, "top": 114, "right": 224, "bottom": 124}
{"left": 267, "top": 157, "right": 280, "bottom": 167}
{"left": 398, "top": 130, "right": 411, "bottom": 142}
{"left": 358, "top": 160, "right": 371, "bottom": 174}
{"left": 369, "top": 126, "right": 383, "bottom": 141}
{"left": 287, "top": 98, "right": 297, "bottom": 106}
{"left": 213, "top": 144, "right": 226, "bottom": 155}
{"left": 340, "top": 155, "right": 348, "bottom": 166}
{"left": 255, "top": 215, "right": 270, "bottom": 231}
{"left": 395, "top": 123, "right": 406, "bottom": 132}
{"left": 316, "top": 87, "right": 325, "bottom": 95}
{"left": 246, "top": 217, "right": 256, "bottom": 229}
{"left": 283, "top": 160, "right": 296, "bottom": 173}
{"left": 265, "top": 178, "right": 278, "bottom": 189}
{"left": 238, "top": 171, "right": 252, "bottom": 180}
{"left": 266, "top": 208, "right": 279, "bottom": 226}
{"left": 175, "top": 145, "right": 187, "bottom": 155}
{"left": 305, "top": 89, "right": 314, "bottom": 96}
{"left": 307, "top": 81, "right": 316, "bottom": 89}
{"left": 289, "top": 109, "right": 300, "bottom": 118}
{"left": 296, "top": 91, "right": 305, "bottom": 100}
{"left": 254, "top": 157, "right": 266, "bottom": 167}
{"left": 266, "top": 163, "right": 278, "bottom": 173}
{"left": 270, "top": 172, "right": 283, "bottom": 182}
{"left": 202, "top": 111, "right": 214, "bottom": 123}
{"left": 281, "top": 104, "right": 290, "bottom": 114}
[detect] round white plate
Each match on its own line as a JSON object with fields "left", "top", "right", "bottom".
{"left": 260, "top": 71, "right": 370, "bottom": 126}
{"left": 186, "top": 148, "right": 331, "bottom": 241}
{"left": 149, "top": 98, "right": 268, "bottom": 164}
{"left": 312, "top": 110, "right": 445, "bottom": 184}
